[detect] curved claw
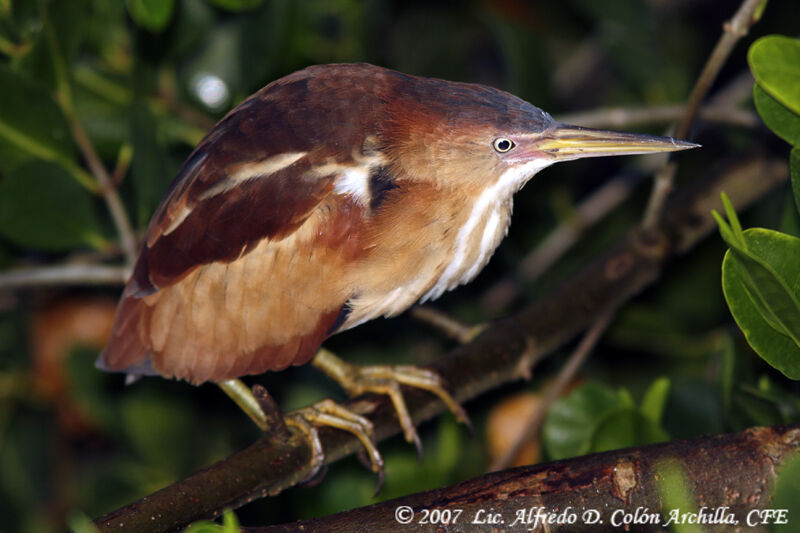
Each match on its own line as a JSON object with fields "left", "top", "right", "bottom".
{"left": 311, "top": 349, "right": 472, "bottom": 459}
{"left": 286, "top": 398, "right": 385, "bottom": 483}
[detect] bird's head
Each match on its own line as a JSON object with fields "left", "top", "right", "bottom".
{"left": 380, "top": 70, "right": 697, "bottom": 195}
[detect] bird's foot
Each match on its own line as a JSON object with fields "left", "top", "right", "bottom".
{"left": 286, "top": 398, "right": 384, "bottom": 489}
{"left": 218, "top": 380, "right": 385, "bottom": 487}
{"left": 312, "top": 349, "right": 471, "bottom": 458}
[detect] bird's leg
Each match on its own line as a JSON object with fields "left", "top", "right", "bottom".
{"left": 311, "top": 348, "right": 471, "bottom": 457}
{"left": 218, "top": 379, "right": 384, "bottom": 481}
{"left": 218, "top": 378, "right": 269, "bottom": 430}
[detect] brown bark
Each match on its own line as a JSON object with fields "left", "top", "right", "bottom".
{"left": 92, "top": 155, "right": 789, "bottom": 533}
{"left": 254, "top": 424, "right": 800, "bottom": 533}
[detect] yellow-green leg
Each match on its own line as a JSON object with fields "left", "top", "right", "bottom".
{"left": 217, "top": 378, "right": 384, "bottom": 477}
{"left": 311, "top": 348, "right": 471, "bottom": 456}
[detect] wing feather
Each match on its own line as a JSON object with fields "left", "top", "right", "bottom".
{"left": 101, "top": 64, "right": 391, "bottom": 383}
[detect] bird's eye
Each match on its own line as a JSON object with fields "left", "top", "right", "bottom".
{"left": 493, "top": 138, "right": 515, "bottom": 153}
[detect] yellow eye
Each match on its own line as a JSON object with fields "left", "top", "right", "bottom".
{"left": 493, "top": 138, "right": 515, "bottom": 153}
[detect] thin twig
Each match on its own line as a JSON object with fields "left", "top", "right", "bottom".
{"left": 488, "top": 309, "right": 616, "bottom": 472}
{"left": 0, "top": 264, "right": 128, "bottom": 290}
{"left": 68, "top": 120, "right": 138, "bottom": 265}
{"left": 40, "top": 2, "right": 138, "bottom": 266}
{"left": 410, "top": 306, "right": 481, "bottom": 344}
{"left": 641, "top": 0, "right": 764, "bottom": 230}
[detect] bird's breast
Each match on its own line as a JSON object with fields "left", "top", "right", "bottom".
{"left": 420, "top": 183, "right": 513, "bottom": 302}
{"left": 340, "top": 180, "right": 513, "bottom": 330}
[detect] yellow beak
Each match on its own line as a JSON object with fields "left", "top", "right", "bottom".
{"left": 524, "top": 123, "right": 699, "bottom": 162}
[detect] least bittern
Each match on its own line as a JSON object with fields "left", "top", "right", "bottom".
{"left": 100, "top": 63, "right": 696, "bottom": 475}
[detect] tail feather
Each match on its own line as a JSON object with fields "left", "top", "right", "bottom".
{"left": 99, "top": 294, "right": 155, "bottom": 377}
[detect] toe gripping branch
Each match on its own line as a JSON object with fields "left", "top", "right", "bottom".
{"left": 218, "top": 350, "right": 472, "bottom": 493}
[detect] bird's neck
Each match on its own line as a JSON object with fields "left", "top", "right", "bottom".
{"left": 341, "top": 176, "right": 517, "bottom": 330}
{"left": 419, "top": 176, "right": 517, "bottom": 302}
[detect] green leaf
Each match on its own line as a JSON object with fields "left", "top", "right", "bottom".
{"left": 640, "top": 377, "right": 670, "bottom": 424}
{"left": 0, "top": 160, "right": 105, "bottom": 250}
{"left": 589, "top": 409, "right": 669, "bottom": 453}
{"left": 542, "top": 383, "right": 626, "bottom": 460}
{"left": 721, "top": 228, "right": 800, "bottom": 379}
{"left": 773, "top": 453, "right": 800, "bottom": 533}
{"left": 656, "top": 460, "right": 703, "bottom": 533}
{"left": 753, "top": 83, "right": 800, "bottom": 146}
{"left": 0, "top": 64, "right": 76, "bottom": 175}
{"left": 183, "top": 509, "right": 240, "bottom": 533}
{"left": 208, "top": 0, "right": 264, "bottom": 11}
{"left": 792, "top": 147, "right": 800, "bottom": 216}
{"left": 749, "top": 35, "right": 800, "bottom": 116}
{"left": 66, "top": 511, "right": 100, "bottom": 533}
{"left": 125, "top": 0, "right": 175, "bottom": 32}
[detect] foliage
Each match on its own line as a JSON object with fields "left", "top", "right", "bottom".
{"left": 542, "top": 379, "right": 670, "bottom": 460}
{"left": 0, "top": 0, "right": 798, "bottom": 531}
{"left": 181, "top": 509, "right": 240, "bottom": 533}
{"left": 713, "top": 35, "right": 800, "bottom": 380}
{"left": 772, "top": 452, "right": 800, "bottom": 533}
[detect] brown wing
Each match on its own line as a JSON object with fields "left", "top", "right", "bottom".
{"left": 100, "top": 65, "right": 384, "bottom": 384}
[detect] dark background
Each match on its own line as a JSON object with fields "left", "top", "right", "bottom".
{"left": 0, "top": 0, "right": 798, "bottom": 530}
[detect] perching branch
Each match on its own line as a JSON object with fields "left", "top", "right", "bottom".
{"left": 641, "top": 0, "right": 765, "bottom": 230}
{"left": 92, "top": 155, "right": 787, "bottom": 533}
{"left": 254, "top": 424, "right": 800, "bottom": 533}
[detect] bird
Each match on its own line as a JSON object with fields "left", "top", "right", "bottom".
{"left": 99, "top": 63, "right": 696, "bottom": 474}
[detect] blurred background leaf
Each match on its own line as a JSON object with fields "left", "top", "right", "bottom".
{"left": 126, "top": 0, "right": 176, "bottom": 33}
{"left": 0, "top": 160, "right": 106, "bottom": 250}
{"left": 0, "top": 0, "right": 799, "bottom": 531}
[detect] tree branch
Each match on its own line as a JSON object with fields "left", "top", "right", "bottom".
{"left": 254, "top": 424, "right": 800, "bottom": 532}
{"left": 91, "top": 154, "right": 787, "bottom": 533}
{"left": 0, "top": 264, "right": 128, "bottom": 290}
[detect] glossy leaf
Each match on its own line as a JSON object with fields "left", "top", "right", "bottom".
{"left": 0, "top": 161, "right": 105, "bottom": 251}
{"left": 749, "top": 35, "right": 800, "bottom": 115}
{"left": 716, "top": 215, "right": 800, "bottom": 378}
{"left": 542, "top": 383, "right": 627, "bottom": 460}
{"left": 753, "top": 83, "right": 800, "bottom": 146}
{"left": 125, "top": 0, "right": 175, "bottom": 32}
